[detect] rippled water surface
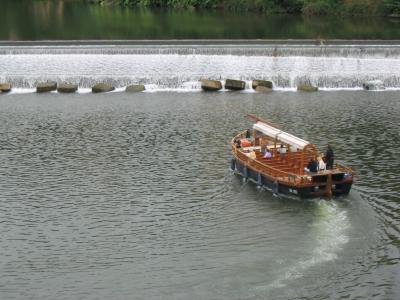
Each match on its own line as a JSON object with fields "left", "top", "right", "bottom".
{"left": 0, "top": 91, "right": 399, "bottom": 299}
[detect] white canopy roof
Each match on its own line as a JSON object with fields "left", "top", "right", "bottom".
{"left": 253, "top": 121, "right": 310, "bottom": 150}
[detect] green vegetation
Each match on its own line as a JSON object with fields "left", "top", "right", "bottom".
{"left": 385, "top": 0, "right": 400, "bottom": 15}
{"left": 87, "top": 0, "right": 400, "bottom": 16}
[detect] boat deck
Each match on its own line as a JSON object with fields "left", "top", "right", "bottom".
{"left": 239, "top": 146, "right": 313, "bottom": 176}
{"left": 235, "top": 144, "right": 352, "bottom": 187}
{"left": 252, "top": 149, "right": 308, "bottom": 176}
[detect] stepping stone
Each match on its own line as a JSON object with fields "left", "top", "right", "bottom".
{"left": 225, "top": 79, "right": 245, "bottom": 91}
{"left": 297, "top": 84, "right": 318, "bottom": 92}
{"left": 57, "top": 83, "right": 78, "bottom": 93}
{"left": 126, "top": 84, "right": 145, "bottom": 92}
{"left": 0, "top": 83, "right": 11, "bottom": 93}
{"left": 37, "top": 81, "right": 57, "bottom": 93}
{"left": 92, "top": 83, "right": 115, "bottom": 93}
{"left": 252, "top": 80, "right": 273, "bottom": 89}
{"left": 201, "top": 79, "right": 222, "bottom": 91}
{"left": 255, "top": 86, "right": 273, "bottom": 93}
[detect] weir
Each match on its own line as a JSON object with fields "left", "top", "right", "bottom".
{"left": 1, "top": 41, "right": 400, "bottom": 90}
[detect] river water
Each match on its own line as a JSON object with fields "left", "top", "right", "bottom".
{"left": 1, "top": 0, "right": 400, "bottom": 40}
{"left": 0, "top": 90, "right": 399, "bottom": 299}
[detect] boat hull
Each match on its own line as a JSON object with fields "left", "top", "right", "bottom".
{"left": 232, "top": 159, "right": 352, "bottom": 198}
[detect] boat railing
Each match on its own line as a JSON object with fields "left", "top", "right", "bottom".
{"left": 232, "top": 131, "right": 327, "bottom": 185}
{"left": 334, "top": 162, "right": 355, "bottom": 175}
{"left": 232, "top": 130, "right": 249, "bottom": 142}
{"left": 232, "top": 143, "right": 301, "bottom": 184}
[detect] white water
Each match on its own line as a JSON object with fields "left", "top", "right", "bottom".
{"left": 1, "top": 44, "right": 400, "bottom": 91}
{"left": 254, "top": 200, "right": 350, "bottom": 291}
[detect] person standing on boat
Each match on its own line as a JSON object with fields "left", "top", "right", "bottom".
{"left": 325, "top": 144, "right": 334, "bottom": 169}
{"left": 317, "top": 156, "right": 326, "bottom": 171}
{"left": 245, "top": 129, "right": 251, "bottom": 139}
{"left": 234, "top": 139, "right": 241, "bottom": 148}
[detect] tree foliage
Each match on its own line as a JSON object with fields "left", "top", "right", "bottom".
{"left": 87, "top": 0, "right": 400, "bottom": 15}
{"left": 384, "top": 0, "right": 400, "bottom": 14}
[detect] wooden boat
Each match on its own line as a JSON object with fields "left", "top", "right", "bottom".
{"left": 231, "top": 115, "right": 354, "bottom": 198}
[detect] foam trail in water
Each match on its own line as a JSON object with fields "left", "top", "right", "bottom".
{"left": 254, "top": 200, "right": 350, "bottom": 291}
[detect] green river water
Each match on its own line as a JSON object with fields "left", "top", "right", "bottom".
{"left": 1, "top": 0, "right": 400, "bottom": 40}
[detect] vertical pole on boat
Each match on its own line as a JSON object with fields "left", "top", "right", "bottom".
{"left": 257, "top": 173, "right": 262, "bottom": 186}
{"left": 231, "top": 159, "right": 236, "bottom": 171}
{"left": 272, "top": 180, "right": 279, "bottom": 194}
{"left": 326, "top": 172, "right": 333, "bottom": 198}
{"left": 300, "top": 149, "right": 305, "bottom": 173}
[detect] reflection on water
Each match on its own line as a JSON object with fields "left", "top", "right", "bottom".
{"left": 1, "top": 0, "right": 400, "bottom": 40}
{"left": 0, "top": 91, "right": 399, "bottom": 299}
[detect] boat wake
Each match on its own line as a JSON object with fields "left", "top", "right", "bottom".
{"left": 253, "top": 199, "right": 350, "bottom": 291}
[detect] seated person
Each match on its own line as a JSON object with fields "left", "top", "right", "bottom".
{"left": 248, "top": 150, "right": 257, "bottom": 159}
{"left": 278, "top": 144, "right": 287, "bottom": 155}
{"left": 304, "top": 158, "right": 318, "bottom": 173}
{"left": 263, "top": 148, "right": 272, "bottom": 159}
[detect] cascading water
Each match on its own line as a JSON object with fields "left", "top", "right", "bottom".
{"left": 1, "top": 42, "right": 400, "bottom": 91}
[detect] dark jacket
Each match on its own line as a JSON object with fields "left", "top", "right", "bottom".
{"left": 307, "top": 160, "right": 318, "bottom": 172}
{"left": 325, "top": 147, "right": 334, "bottom": 169}
{"left": 325, "top": 148, "right": 334, "bottom": 161}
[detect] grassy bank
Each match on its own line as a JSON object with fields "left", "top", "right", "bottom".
{"left": 86, "top": 0, "right": 400, "bottom": 16}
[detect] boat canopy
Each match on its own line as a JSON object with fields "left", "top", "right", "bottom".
{"left": 253, "top": 121, "right": 310, "bottom": 150}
